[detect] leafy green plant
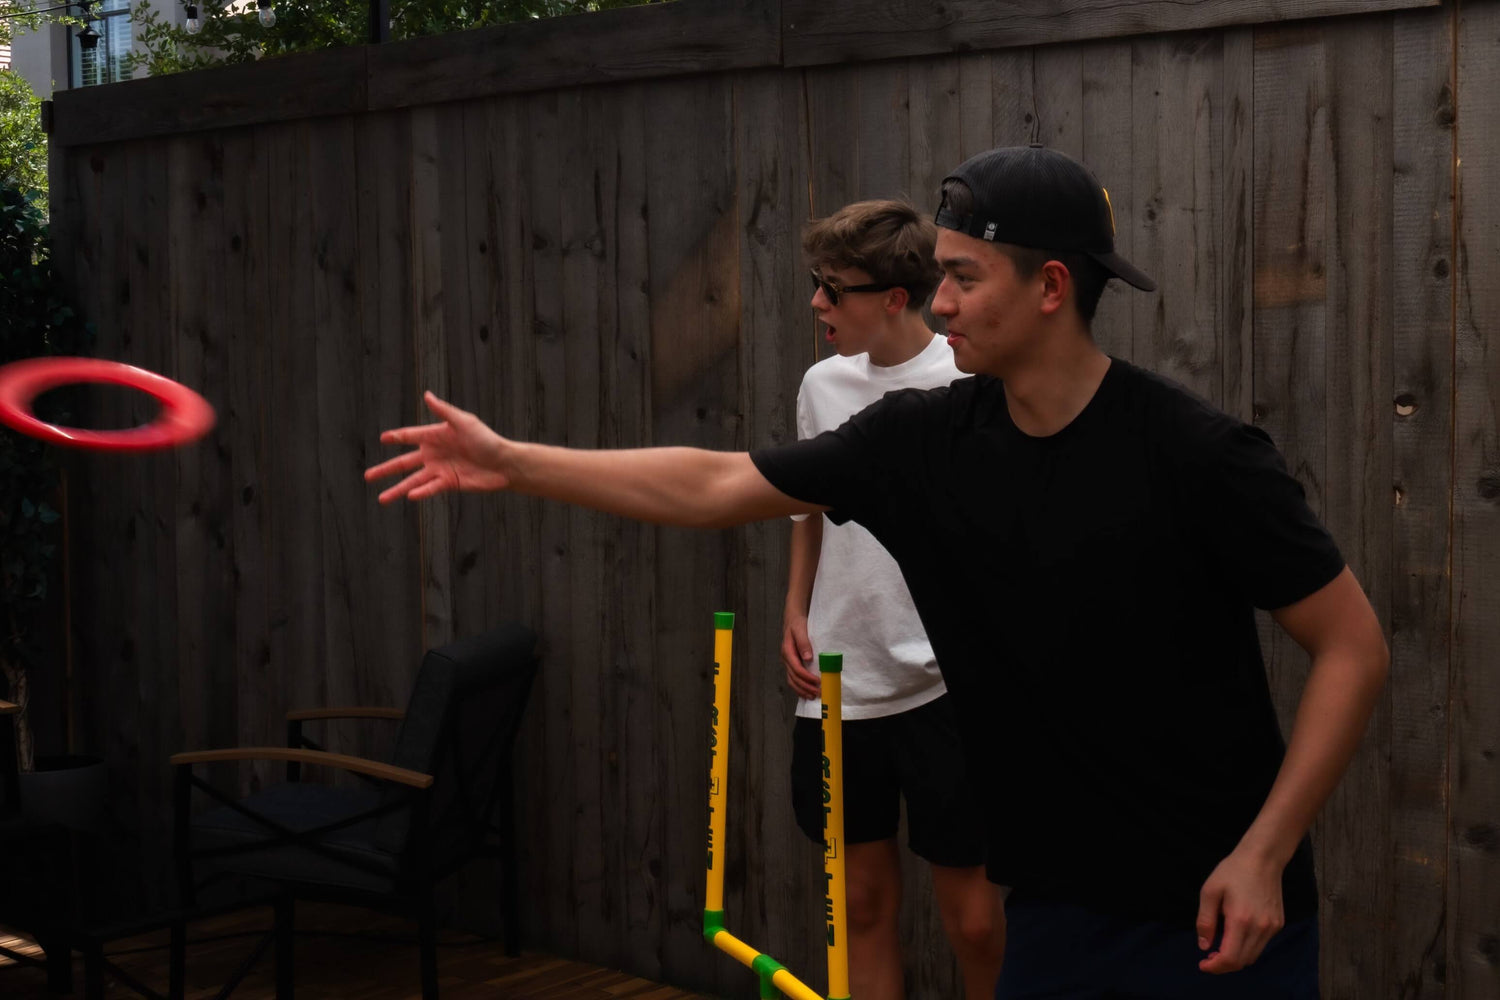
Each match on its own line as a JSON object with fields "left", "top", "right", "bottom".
{"left": 0, "top": 69, "right": 47, "bottom": 202}
{"left": 124, "top": 0, "right": 668, "bottom": 77}
{"left": 0, "top": 184, "right": 91, "bottom": 772}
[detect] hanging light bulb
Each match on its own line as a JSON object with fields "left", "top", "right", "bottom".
{"left": 256, "top": 0, "right": 274, "bottom": 27}
{"left": 184, "top": 3, "right": 201, "bottom": 34}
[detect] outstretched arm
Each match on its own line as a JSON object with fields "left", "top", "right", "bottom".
{"left": 1195, "top": 565, "right": 1388, "bottom": 974}
{"left": 366, "top": 391, "right": 826, "bottom": 529}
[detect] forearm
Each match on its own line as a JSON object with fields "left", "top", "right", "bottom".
{"left": 1238, "top": 644, "right": 1388, "bottom": 866}
{"left": 784, "top": 515, "right": 823, "bottom": 616}
{"left": 506, "top": 441, "right": 818, "bottom": 528}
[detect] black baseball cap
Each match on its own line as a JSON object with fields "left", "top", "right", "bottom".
{"left": 934, "top": 145, "right": 1156, "bottom": 292}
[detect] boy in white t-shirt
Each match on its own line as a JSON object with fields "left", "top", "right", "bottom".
{"left": 780, "top": 200, "right": 1005, "bottom": 1000}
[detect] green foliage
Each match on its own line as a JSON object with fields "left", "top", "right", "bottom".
{"left": 0, "top": 2, "right": 87, "bottom": 50}
{"left": 0, "top": 70, "right": 47, "bottom": 202}
{"left": 124, "top": 0, "right": 668, "bottom": 77}
{"left": 0, "top": 184, "right": 90, "bottom": 688}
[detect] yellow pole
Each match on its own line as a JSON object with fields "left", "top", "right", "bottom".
{"left": 701, "top": 613, "right": 838, "bottom": 1000}
{"left": 820, "top": 652, "right": 850, "bottom": 1000}
{"left": 704, "top": 611, "right": 735, "bottom": 922}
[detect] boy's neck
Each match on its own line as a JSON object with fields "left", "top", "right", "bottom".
{"left": 1001, "top": 326, "right": 1111, "bottom": 437}
{"left": 865, "top": 311, "right": 935, "bottom": 368}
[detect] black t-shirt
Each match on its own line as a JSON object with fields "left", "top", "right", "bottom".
{"left": 750, "top": 358, "right": 1344, "bottom": 923}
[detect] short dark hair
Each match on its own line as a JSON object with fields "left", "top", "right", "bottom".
{"left": 802, "top": 199, "right": 943, "bottom": 312}
{"left": 938, "top": 178, "right": 1110, "bottom": 325}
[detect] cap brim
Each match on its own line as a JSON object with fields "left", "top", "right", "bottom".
{"left": 1091, "top": 251, "right": 1156, "bottom": 292}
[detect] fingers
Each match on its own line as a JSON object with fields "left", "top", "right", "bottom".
{"left": 365, "top": 449, "right": 425, "bottom": 483}
{"left": 422, "top": 390, "right": 468, "bottom": 422}
{"left": 780, "top": 637, "right": 820, "bottom": 700}
{"left": 379, "top": 423, "right": 447, "bottom": 447}
{"left": 779, "top": 633, "right": 802, "bottom": 676}
{"left": 791, "top": 619, "right": 814, "bottom": 664}
{"left": 787, "top": 664, "right": 821, "bottom": 701}
{"left": 375, "top": 467, "right": 444, "bottom": 503}
{"left": 1195, "top": 886, "right": 1222, "bottom": 953}
{"left": 1198, "top": 907, "right": 1283, "bottom": 974}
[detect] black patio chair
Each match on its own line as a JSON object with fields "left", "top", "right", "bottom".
{"left": 167, "top": 622, "right": 539, "bottom": 1000}
{"left": 0, "top": 698, "right": 76, "bottom": 994}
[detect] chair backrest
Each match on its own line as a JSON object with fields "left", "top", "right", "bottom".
{"left": 0, "top": 701, "right": 19, "bottom": 818}
{"left": 374, "top": 623, "right": 539, "bottom": 866}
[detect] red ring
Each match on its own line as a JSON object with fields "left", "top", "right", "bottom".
{"left": 0, "top": 357, "right": 216, "bottom": 452}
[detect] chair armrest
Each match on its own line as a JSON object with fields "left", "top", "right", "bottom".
{"left": 285, "top": 707, "right": 405, "bottom": 723}
{"left": 171, "top": 747, "right": 433, "bottom": 789}
{"left": 0, "top": 700, "right": 17, "bottom": 715}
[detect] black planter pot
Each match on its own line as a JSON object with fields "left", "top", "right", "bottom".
{"left": 18, "top": 754, "right": 107, "bottom": 831}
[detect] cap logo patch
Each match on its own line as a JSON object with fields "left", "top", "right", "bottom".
{"left": 983, "top": 221, "right": 997, "bottom": 241}
{"left": 1102, "top": 187, "right": 1117, "bottom": 237}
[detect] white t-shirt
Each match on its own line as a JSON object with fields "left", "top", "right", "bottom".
{"left": 792, "top": 333, "right": 963, "bottom": 719}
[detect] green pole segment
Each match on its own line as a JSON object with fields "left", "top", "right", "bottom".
{"left": 715, "top": 611, "right": 736, "bottom": 629}
{"left": 751, "top": 954, "right": 788, "bottom": 980}
{"left": 818, "top": 651, "right": 842, "bottom": 673}
{"left": 750, "top": 953, "right": 788, "bottom": 999}
{"left": 703, "top": 909, "right": 726, "bottom": 942}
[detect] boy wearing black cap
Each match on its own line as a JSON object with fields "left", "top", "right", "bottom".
{"left": 368, "top": 145, "right": 1388, "bottom": 999}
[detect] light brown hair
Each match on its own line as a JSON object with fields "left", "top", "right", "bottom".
{"left": 802, "top": 199, "right": 942, "bottom": 312}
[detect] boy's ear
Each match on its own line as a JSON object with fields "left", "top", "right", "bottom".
{"left": 884, "top": 286, "right": 910, "bottom": 314}
{"left": 1038, "top": 260, "right": 1071, "bottom": 316}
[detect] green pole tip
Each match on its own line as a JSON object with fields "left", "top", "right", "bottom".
{"left": 714, "top": 611, "right": 736, "bottom": 629}
{"left": 702, "top": 909, "right": 725, "bottom": 942}
{"left": 818, "top": 651, "right": 843, "bottom": 673}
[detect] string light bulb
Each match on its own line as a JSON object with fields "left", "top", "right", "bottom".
{"left": 184, "top": 2, "right": 201, "bottom": 33}
{"left": 256, "top": 0, "right": 274, "bottom": 27}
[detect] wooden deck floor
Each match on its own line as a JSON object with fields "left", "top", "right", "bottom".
{"left": 0, "top": 904, "right": 713, "bottom": 999}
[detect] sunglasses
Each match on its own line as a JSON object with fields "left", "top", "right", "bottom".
{"left": 810, "top": 270, "right": 894, "bottom": 305}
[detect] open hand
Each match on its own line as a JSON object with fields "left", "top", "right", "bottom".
{"left": 365, "top": 391, "right": 512, "bottom": 503}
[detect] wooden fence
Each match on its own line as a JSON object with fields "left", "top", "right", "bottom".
{"left": 41, "top": 0, "right": 1498, "bottom": 995}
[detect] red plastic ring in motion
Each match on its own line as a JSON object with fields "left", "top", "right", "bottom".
{"left": 0, "top": 357, "right": 216, "bottom": 452}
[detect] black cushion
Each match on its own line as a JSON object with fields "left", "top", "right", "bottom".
{"left": 191, "top": 783, "right": 400, "bottom": 894}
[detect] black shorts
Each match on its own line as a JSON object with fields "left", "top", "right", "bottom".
{"left": 790, "top": 694, "right": 986, "bottom": 868}
{"left": 997, "top": 899, "right": 1320, "bottom": 999}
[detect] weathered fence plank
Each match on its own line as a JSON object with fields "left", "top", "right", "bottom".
{"left": 261, "top": 118, "right": 330, "bottom": 749}
{"left": 557, "top": 83, "right": 610, "bottom": 959}
{"left": 729, "top": 65, "right": 823, "bottom": 986}
{"left": 1128, "top": 33, "right": 1223, "bottom": 401}
{"left": 1320, "top": 15, "right": 1396, "bottom": 996}
{"left": 1251, "top": 23, "right": 1330, "bottom": 731}
{"left": 782, "top": 0, "right": 1439, "bottom": 68}
{"left": 50, "top": 47, "right": 368, "bottom": 148}
{"left": 608, "top": 80, "right": 667, "bottom": 977}
{"left": 366, "top": 0, "right": 780, "bottom": 112}
{"left": 1219, "top": 27, "right": 1255, "bottom": 422}
{"left": 641, "top": 73, "right": 741, "bottom": 994}
{"left": 1081, "top": 39, "right": 1136, "bottom": 360}
{"left": 1451, "top": 4, "right": 1500, "bottom": 995}
{"left": 1386, "top": 7, "right": 1452, "bottom": 994}
{"left": 223, "top": 128, "right": 274, "bottom": 796}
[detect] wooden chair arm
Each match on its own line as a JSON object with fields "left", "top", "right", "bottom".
{"left": 0, "top": 700, "right": 17, "bottom": 715}
{"left": 285, "top": 706, "right": 405, "bottom": 723}
{"left": 171, "top": 747, "right": 433, "bottom": 789}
